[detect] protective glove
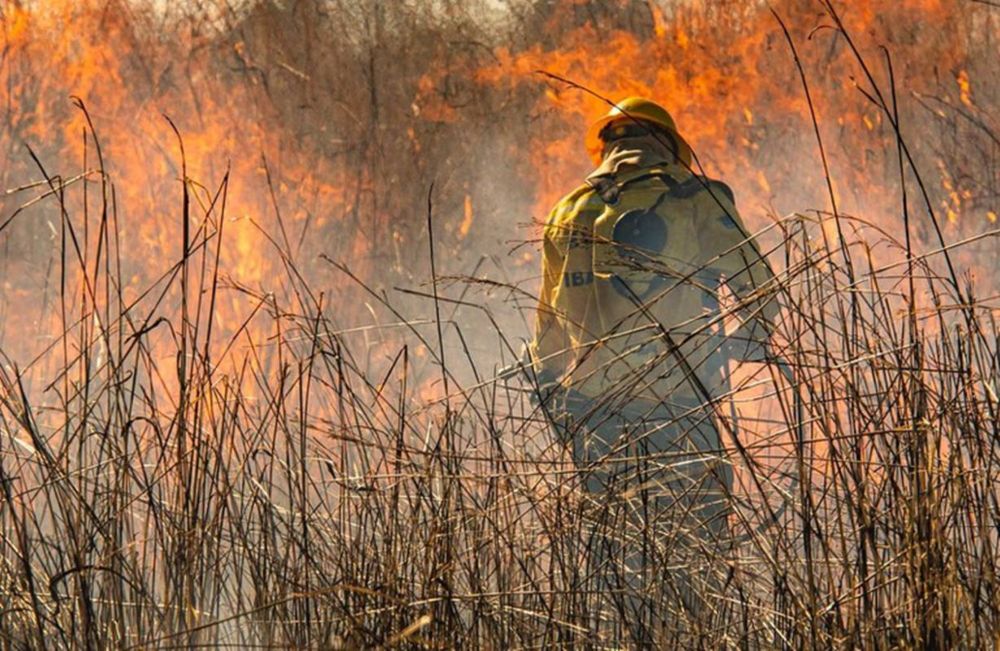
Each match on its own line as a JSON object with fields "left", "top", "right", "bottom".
{"left": 498, "top": 344, "right": 561, "bottom": 388}
{"left": 527, "top": 370, "right": 561, "bottom": 407}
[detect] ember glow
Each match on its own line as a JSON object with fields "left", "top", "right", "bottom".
{"left": 1, "top": 3, "right": 388, "bottom": 364}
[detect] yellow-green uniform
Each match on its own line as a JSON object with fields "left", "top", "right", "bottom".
{"left": 530, "top": 162, "right": 779, "bottom": 412}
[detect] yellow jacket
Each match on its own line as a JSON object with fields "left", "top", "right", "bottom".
{"left": 530, "top": 141, "right": 779, "bottom": 409}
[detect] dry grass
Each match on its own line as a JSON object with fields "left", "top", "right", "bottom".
{"left": 0, "top": 1, "right": 998, "bottom": 649}
{"left": 0, "top": 140, "right": 998, "bottom": 649}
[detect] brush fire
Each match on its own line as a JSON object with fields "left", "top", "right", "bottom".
{"left": 0, "top": 0, "right": 997, "bottom": 648}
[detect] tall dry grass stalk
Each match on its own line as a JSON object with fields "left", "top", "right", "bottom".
{"left": 0, "top": 2, "right": 997, "bottom": 649}
{"left": 0, "top": 116, "right": 998, "bottom": 649}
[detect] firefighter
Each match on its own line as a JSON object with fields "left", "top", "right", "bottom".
{"left": 526, "top": 97, "right": 780, "bottom": 641}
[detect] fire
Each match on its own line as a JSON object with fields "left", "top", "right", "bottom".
{"left": 0, "top": 5, "right": 995, "bottom": 641}
{"left": 460, "top": 195, "right": 474, "bottom": 239}
{"left": 0, "top": 0, "right": 360, "bottom": 367}
{"left": 0, "top": 0, "right": 995, "bottom": 379}
{"left": 452, "top": 0, "right": 993, "bottom": 256}
{"left": 957, "top": 69, "right": 973, "bottom": 108}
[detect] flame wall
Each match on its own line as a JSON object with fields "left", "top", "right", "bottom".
{"left": 0, "top": 0, "right": 996, "bottom": 370}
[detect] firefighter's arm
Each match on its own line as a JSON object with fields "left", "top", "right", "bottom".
{"left": 528, "top": 218, "right": 571, "bottom": 384}
{"left": 696, "top": 190, "right": 780, "bottom": 362}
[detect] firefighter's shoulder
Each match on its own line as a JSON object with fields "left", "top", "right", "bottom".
{"left": 669, "top": 174, "right": 736, "bottom": 205}
{"left": 545, "top": 183, "right": 603, "bottom": 227}
{"left": 676, "top": 175, "right": 752, "bottom": 238}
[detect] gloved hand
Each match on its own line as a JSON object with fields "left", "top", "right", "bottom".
{"left": 498, "top": 344, "right": 561, "bottom": 388}
{"left": 497, "top": 354, "right": 565, "bottom": 411}
{"left": 497, "top": 342, "right": 538, "bottom": 381}
{"left": 527, "top": 369, "right": 561, "bottom": 407}
{"left": 497, "top": 361, "right": 527, "bottom": 382}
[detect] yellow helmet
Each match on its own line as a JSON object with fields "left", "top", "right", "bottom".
{"left": 585, "top": 97, "right": 693, "bottom": 167}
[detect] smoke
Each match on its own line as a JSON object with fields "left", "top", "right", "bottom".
{"left": 0, "top": 0, "right": 996, "bottom": 386}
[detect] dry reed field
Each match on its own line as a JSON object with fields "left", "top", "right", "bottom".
{"left": 0, "top": 0, "right": 998, "bottom": 648}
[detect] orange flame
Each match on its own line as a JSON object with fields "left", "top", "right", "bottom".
{"left": 0, "top": 0, "right": 994, "bottom": 375}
